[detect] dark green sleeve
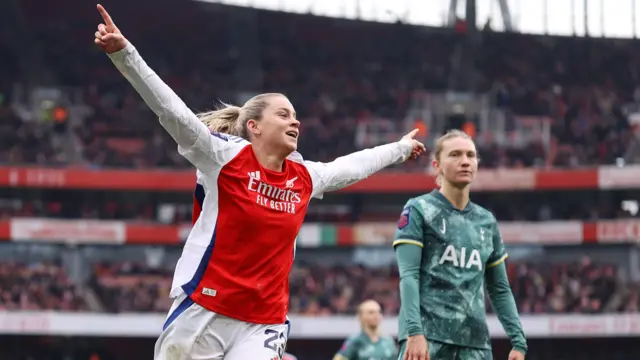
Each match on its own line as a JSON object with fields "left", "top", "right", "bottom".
{"left": 485, "top": 259, "right": 527, "bottom": 354}
{"left": 334, "top": 337, "right": 359, "bottom": 360}
{"left": 396, "top": 243, "right": 423, "bottom": 337}
{"left": 487, "top": 222, "right": 508, "bottom": 267}
{"left": 393, "top": 200, "right": 425, "bottom": 337}
{"left": 392, "top": 200, "right": 425, "bottom": 247}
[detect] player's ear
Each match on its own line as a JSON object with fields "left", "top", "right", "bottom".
{"left": 431, "top": 158, "right": 440, "bottom": 172}
{"left": 247, "top": 119, "right": 261, "bottom": 136}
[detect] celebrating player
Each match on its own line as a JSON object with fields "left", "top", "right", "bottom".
{"left": 393, "top": 130, "right": 527, "bottom": 360}
{"left": 93, "top": 4, "right": 425, "bottom": 360}
{"left": 333, "top": 299, "right": 397, "bottom": 360}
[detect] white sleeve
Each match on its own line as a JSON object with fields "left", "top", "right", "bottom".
{"left": 304, "top": 141, "right": 413, "bottom": 199}
{"left": 107, "top": 43, "right": 242, "bottom": 172}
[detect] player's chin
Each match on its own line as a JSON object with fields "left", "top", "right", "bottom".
{"left": 283, "top": 137, "right": 298, "bottom": 152}
{"left": 454, "top": 173, "right": 474, "bottom": 185}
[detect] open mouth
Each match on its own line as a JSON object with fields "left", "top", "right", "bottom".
{"left": 286, "top": 131, "right": 298, "bottom": 139}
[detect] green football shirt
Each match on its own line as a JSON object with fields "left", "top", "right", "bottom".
{"left": 393, "top": 190, "right": 508, "bottom": 350}
{"left": 334, "top": 332, "right": 397, "bottom": 360}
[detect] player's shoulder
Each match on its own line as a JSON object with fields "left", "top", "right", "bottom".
{"left": 469, "top": 201, "right": 497, "bottom": 223}
{"left": 345, "top": 333, "right": 361, "bottom": 341}
{"left": 284, "top": 152, "right": 316, "bottom": 186}
{"left": 286, "top": 151, "right": 304, "bottom": 163}
{"left": 418, "top": 191, "right": 441, "bottom": 205}
{"left": 285, "top": 151, "right": 311, "bottom": 172}
{"left": 343, "top": 333, "right": 365, "bottom": 346}
{"left": 207, "top": 131, "right": 251, "bottom": 165}
{"left": 210, "top": 131, "right": 250, "bottom": 146}
{"left": 401, "top": 192, "right": 443, "bottom": 222}
{"left": 337, "top": 334, "right": 361, "bottom": 354}
{"left": 471, "top": 202, "right": 496, "bottom": 221}
{"left": 402, "top": 192, "right": 435, "bottom": 209}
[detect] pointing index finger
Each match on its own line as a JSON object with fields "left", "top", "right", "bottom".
{"left": 407, "top": 128, "right": 419, "bottom": 138}
{"left": 97, "top": 4, "right": 115, "bottom": 26}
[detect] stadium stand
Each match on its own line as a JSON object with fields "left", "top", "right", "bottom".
{"left": 0, "top": 256, "right": 630, "bottom": 316}
{"left": 2, "top": 0, "right": 638, "bottom": 168}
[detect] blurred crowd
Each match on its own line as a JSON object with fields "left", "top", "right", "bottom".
{"left": 0, "top": 1, "right": 638, "bottom": 169}
{"left": 0, "top": 262, "right": 88, "bottom": 311}
{"left": 291, "top": 259, "right": 638, "bottom": 316}
{"left": 478, "top": 33, "right": 636, "bottom": 167}
{"left": 289, "top": 262, "right": 401, "bottom": 316}
{"left": 507, "top": 257, "right": 624, "bottom": 314}
{"left": 0, "top": 196, "right": 192, "bottom": 223}
{"left": 1, "top": 257, "right": 637, "bottom": 316}
{"left": 90, "top": 261, "right": 172, "bottom": 313}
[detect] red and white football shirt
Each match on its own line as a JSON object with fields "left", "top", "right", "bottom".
{"left": 180, "top": 139, "right": 313, "bottom": 324}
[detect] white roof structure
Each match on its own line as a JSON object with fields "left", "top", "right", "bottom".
{"left": 199, "top": 0, "right": 640, "bottom": 38}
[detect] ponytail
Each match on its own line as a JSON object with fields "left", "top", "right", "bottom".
{"left": 197, "top": 93, "right": 285, "bottom": 140}
{"left": 197, "top": 103, "right": 243, "bottom": 137}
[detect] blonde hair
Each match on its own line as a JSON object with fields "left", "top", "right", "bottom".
{"left": 357, "top": 299, "right": 380, "bottom": 316}
{"left": 197, "top": 93, "right": 284, "bottom": 139}
{"left": 433, "top": 129, "right": 473, "bottom": 186}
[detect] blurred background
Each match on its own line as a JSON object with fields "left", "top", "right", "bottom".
{"left": 2, "top": 0, "right": 640, "bottom": 359}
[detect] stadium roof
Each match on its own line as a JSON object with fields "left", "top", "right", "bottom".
{"left": 199, "top": 0, "right": 640, "bottom": 38}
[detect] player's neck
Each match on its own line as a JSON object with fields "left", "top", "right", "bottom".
{"left": 363, "top": 327, "right": 380, "bottom": 341}
{"left": 439, "top": 184, "right": 470, "bottom": 210}
{"left": 251, "top": 144, "right": 286, "bottom": 172}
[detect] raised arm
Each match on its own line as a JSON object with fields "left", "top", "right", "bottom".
{"left": 94, "top": 4, "right": 237, "bottom": 172}
{"left": 304, "top": 129, "right": 425, "bottom": 199}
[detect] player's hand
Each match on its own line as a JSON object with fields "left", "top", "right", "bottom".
{"left": 94, "top": 4, "right": 128, "bottom": 54}
{"left": 508, "top": 349, "right": 525, "bottom": 360}
{"left": 403, "top": 334, "right": 429, "bottom": 360}
{"left": 400, "top": 129, "right": 426, "bottom": 161}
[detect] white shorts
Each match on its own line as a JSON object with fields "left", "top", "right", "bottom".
{"left": 155, "top": 293, "right": 290, "bottom": 360}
